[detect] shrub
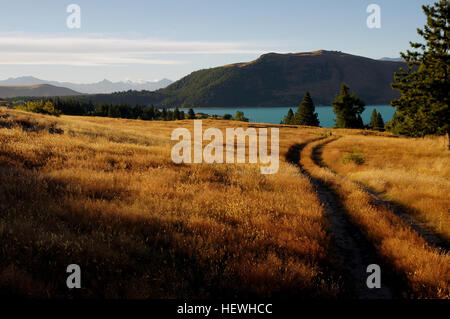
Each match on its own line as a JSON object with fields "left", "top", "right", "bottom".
{"left": 235, "top": 111, "right": 249, "bottom": 122}
{"left": 317, "top": 130, "right": 332, "bottom": 138}
{"left": 188, "top": 108, "right": 196, "bottom": 119}
{"left": 342, "top": 149, "right": 364, "bottom": 165}
{"left": 15, "top": 100, "right": 61, "bottom": 116}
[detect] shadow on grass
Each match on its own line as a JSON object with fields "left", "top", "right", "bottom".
{"left": 0, "top": 164, "right": 337, "bottom": 299}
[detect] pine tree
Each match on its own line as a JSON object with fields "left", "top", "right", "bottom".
{"left": 376, "top": 112, "right": 385, "bottom": 130}
{"left": 369, "top": 109, "right": 385, "bottom": 130}
{"left": 188, "top": 108, "right": 196, "bottom": 119}
{"left": 149, "top": 105, "right": 156, "bottom": 120}
{"left": 332, "top": 83, "right": 365, "bottom": 128}
{"left": 108, "top": 105, "right": 121, "bottom": 118}
{"left": 294, "top": 92, "right": 320, "bottom": 126}
{"left": 282, "top": 108, "right": 295, "bottom": 124}
{"left": 369, "top": 109, "right": 378, "bottom": 129}
{"left": 168, "top": 110, "right": 174, "bottom": 121}
{"left": 356, "top": 115, "right": 364, "bottom": 128}
{"left": 174, "top": 107, "right": 180, "bottom": 120}
{"left": 391, "top": 0, "right": 449, "bottom": 149}
{"left": 145, "top": 105, "right": 155, "bottom": 120}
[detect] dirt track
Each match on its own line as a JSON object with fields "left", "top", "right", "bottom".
{"left": 286, "top": 137, "right": 449, "bottom": 298}
{"left": 286, "top": 140, "right": 395, "bottom": 299}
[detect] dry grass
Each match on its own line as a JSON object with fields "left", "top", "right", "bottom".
{"left": 301, "top": 137, "right": 450, "bottom": 299}
{"left": 1, "top": 107, "right": 448, "bottom": 299}
{"left": 321, "top": 135, "right": 450, "bottom": 243}
{"left": 0, "top": 108, "right": 338, "bottom": 298}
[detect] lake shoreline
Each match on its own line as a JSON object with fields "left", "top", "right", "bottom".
{"left": 173, "top": 105, "right": 396, "bottom": 128}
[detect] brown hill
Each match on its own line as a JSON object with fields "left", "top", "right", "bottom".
{"left": 156, "top": 50, "right": 405, "bottom": 106}
{"left": 0, "top": 84, "right": 81, "bottom": 98}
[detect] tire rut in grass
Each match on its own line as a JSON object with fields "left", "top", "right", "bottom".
{"left": 312, "top": 139, "right": 449, "bottom": 253}
{"left": 286, "top": 141, "right": 395, "bottom": 299}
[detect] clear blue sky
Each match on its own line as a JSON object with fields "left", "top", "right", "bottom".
{"left": 0, "top": 0, "right": 435, "bottom": 83}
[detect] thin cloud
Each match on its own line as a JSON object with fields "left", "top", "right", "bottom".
{"left": 0, "top": 35, "right": 265, "bottom": 66}
{"left": 0, "top": 52, "right": 185, "bottom": 66}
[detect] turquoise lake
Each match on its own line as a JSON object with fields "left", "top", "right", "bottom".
{"left": 187, "top": 105, "right": 396, "bottom": 128}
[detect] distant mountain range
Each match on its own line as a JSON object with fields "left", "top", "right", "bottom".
{"left": 84, "top": 50, "right": 406, "bottom": 107}
{"left": 0, "top": 84, "right": 81, "bottom": 98}
{"left": 0, "top": 76, "right": 172, "bottom": 94}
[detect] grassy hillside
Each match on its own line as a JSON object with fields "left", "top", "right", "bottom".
{"left": 158, "top": 50, "right": 405, "bottom": 107}
{"left": 0, "top": 107, "right": 448, "bottom": 298}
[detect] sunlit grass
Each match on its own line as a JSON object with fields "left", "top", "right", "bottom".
{"left": 301, "top": 137, "right": 449, "bottom": 299}
{"left": 0, "top": 108, "right": 337, "bottom": 298}
{"left": 321, "top": 135, "right": 450, "bottom": 242}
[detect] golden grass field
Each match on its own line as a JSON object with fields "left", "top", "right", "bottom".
{"left": 0, "top": 107, "right": 448, "bottom": 298}
{"left": 321, "top": 135, "right": 450, "bottom": 242}
{"left": 300, "top": 138, "right": 449, "bottom": 299}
